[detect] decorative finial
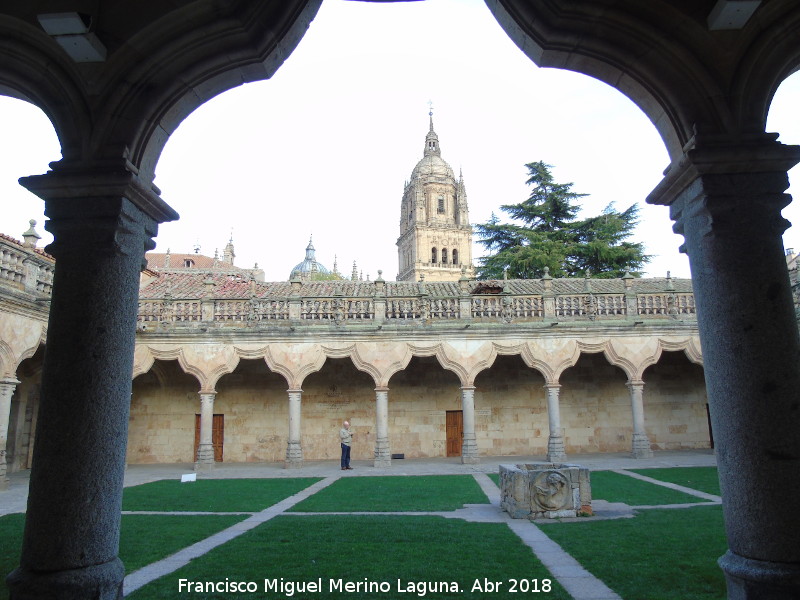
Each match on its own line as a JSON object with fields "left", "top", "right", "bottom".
{"left": 22, "top": 219, "right": 42, "bottom": 248}
{"left": 428, "top": 99, "right": 433, "bottom": 117}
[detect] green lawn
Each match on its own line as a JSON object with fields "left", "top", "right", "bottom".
{"left": 591, "top": 470, "right": 712, "bottom": 505}
{"left": 128, "top": 515, "right": 571, "bottom": 599}
{"left": 289, "top": 475, "right": 489, "bottom": 512}
{"left": 122, "top": 477, "right": 321, "bottom": 512}
{"left": 539, "top": 505, "right": 727, "bottom": 600}
{"left": 487, "top": 472, "right": 500, "bottom": 486}
{"left": 629, "top": 467, "right": 721, "bottom": 496}
{"left": 0, "top": 513, "right": 246, "bottom": 600}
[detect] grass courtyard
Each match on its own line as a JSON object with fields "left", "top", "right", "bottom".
{"left": 0, "top": 467, "right": 727, "bottom": 600}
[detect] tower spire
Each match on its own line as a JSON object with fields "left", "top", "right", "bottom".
{"left": 424, "top": 102, "right": 440, "bottom": 157}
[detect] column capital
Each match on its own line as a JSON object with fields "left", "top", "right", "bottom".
{"left": 20, "top": 159, "right": 179, "bottom": 225}
{"left": 198, "top": 390, "right": 217, "bottom": 398}
{"left": 374, "top": 386, "right": 390, "bottom": 393}
{"left": 460, "top": 385, "right": 476, "bottom": 392}
{"left": 647, "top": 134, "right": 800, "bottom": 208}
{"left": 626, "top": 379, "right": 645, "bottom": 389}
{"left": 0, "top": 377, "right": 20, "bottom": 388}
{"left": 543, "top": 382, "right": 561, "bottom": 391}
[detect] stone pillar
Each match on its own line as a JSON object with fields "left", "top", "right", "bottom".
{"left": 544, "top": 383, "right": 566, "bottom": 461}
{"left": 374, "top": 387, "right": 391, "bottom": 467}
{"left": 0, "top": 378, "right": 19, "bottom": 491}
{"left": 285, "top": 389, "right": 303, "bottom": 468}
{"left": 648, "top": 135, "right": 800, "bottom": 599}
{"left": 627, "top": 380, "right": 653, "bottom": 459}
{"left": 6, "top": 164, "right": 177, "bottom": 600}
{"left": 461, "top": 386, "right": 479, "bottom": 464}
{"left": 194, "top": 391, "right": 216, "bottom": 471}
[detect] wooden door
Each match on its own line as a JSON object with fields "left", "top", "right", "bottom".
{"left": 446, "top": 410, "right": 463, "bottom": 457}
{"left": 194, "top": 414, "right": 224, "bottom": 462}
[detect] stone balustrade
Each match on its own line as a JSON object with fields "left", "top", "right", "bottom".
{"left": 136, "top": 276, "right": 698, "bottom": 328}
{"left": 0, "top": 234, "right": 54, "bottom": 298}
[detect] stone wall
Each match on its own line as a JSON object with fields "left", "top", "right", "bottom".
{"left": 642, "top": 351, "right": 710, "bottom": 449}
{"left": 560, "top": 353, "right": 633, "bottom": 453}
{"left": 475, "top": 355, "right": 549, "bottom": 456}
{"left": 128, "top": 361, "right": 199, "bottom": 463}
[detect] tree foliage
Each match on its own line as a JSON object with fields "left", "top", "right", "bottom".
{"left": 474, "top": 161, "right": 649, "bottom": 279}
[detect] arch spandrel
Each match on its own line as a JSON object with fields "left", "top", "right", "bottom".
{"left": 264, "top": 342, "right": 326, "bottom": 390}
{"left": 408, "top": 340, "right": 497, "bottom": 387}
{"left": 133, "top": 344, "right": 239, "bottom": 392}
{"left": 636, "top": 336, "right": 704, "bottom": 379}
{"left": 0, "top": 313, "right": 48, "bottom": 379}
{"left": 325, "top": 342, "right": 413, "bottom": 389}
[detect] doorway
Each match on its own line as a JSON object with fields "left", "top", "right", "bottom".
{"left": 446, "top": 410, "right": 463, "bottom": 457}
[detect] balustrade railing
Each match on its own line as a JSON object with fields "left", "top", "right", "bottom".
{"left": 0, "top": 236, "right": 54, "bottom": 297}
{"left": 135, "top": 288, "right": 695, "bottom": 327}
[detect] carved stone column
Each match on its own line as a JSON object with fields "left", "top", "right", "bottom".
{"left": 461, "top": 386, "right": 479, "bottom": 464}
{"left": 6, "top": 164, "right": 177, "bottom": 600}
{"left": 194, "top": 392, "right": 216, "bottom": 471}
{"left": 648, "top": 135, "right": 800, "bottom": 599}
{"left": 285, "top": 389, "right": 303, "bottom": 468}
{"left": 0, "top": 378, "right": 19, "bottom": 491}
{"left": 374, "top": 387, "right": 391, "bottom": 467}
{"left": 544, "top": 383, "right": 566, "bottom": 461}
{"left": 627, "top": 380, "right": 653, "bottom": 458}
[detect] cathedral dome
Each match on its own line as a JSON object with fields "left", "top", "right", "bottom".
{"left": 411, "top": 154, "right": 455, "bottom": 181}
{"left": 290, "top": 237, "right": 331, "bottom": 280}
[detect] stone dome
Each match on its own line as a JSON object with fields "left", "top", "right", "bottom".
{"left": 290, "top": 237, "right": 330, "bottom": 279}
{"left": 411, "top": 154, "right": 455, "bottom": 180}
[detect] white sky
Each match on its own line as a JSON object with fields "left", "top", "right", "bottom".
{"left": 1, "top": 0, "right": 799, "bottom": 282}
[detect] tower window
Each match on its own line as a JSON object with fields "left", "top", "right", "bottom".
{"left": 437, "top": 197, "right": 445, "bottom": 213}
{"left": 431, "top": 248, "right": 437, "bottom": 263}
{"left": 452, "top": 249, "right": 459, "bottom": 265}
{"left": 442, "top": 248, "right": 448, "bottom": 264}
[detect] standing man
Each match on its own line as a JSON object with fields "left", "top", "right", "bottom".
{"left": 340, "top": 420, "right": 353, "bottom": 470}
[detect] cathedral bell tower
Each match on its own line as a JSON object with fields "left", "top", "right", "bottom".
{"left": 396, "top": 111, "right": 473, "bottom": 282}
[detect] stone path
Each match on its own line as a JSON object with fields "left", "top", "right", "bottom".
{"left": 612, "top": 468, "right": 722, "bottom": 502}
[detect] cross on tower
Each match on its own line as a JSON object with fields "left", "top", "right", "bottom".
{"left": 428, "top": 100, "right": 433, "bottom": 117}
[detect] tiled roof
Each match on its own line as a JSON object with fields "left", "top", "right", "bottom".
{"left": 139, "top": 272, "right": 693, "bottom": 300}
{"left": 146, "top": 252, "right": 221, "bottom": 270}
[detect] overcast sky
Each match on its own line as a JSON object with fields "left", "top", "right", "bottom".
{"left": 1, "top": 0, "right": 799, "bottom": 282}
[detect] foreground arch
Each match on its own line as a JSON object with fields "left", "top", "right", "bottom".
{"left": 0, "top": 1, "right": 797, "bottom": 598}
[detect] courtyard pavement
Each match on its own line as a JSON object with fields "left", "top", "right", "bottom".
{"left": 1, "top": 450, "right": 719, "bottom": 600}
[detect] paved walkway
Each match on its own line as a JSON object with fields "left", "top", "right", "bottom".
{"left": 1, "top": 450, "right": 718, "bottom": 599}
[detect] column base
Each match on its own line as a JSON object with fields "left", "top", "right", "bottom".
{"left": 631, "top": 433, "right": 653, "bottom": 459}
{"left": 7, "top": 557, "right": 124, "bottom": 600}
{"left": 461, "top": 438, "right": 479, "bottom": 464}
{"left": 374, "top": 438, "right": 391, "bottom": 468}
{"left": 285, "top": 441, "right": 303, "bottom": 468}
{"left": 547, "top": 436, "right": 566, "bottom": 462}
{"left": 194, "top": 461, "right": 216, "bottom": 472}
{"left": 719, "top": 550, "right": 800, "bottom": 600}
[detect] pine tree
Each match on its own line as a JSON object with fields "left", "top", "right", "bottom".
{"left": 474, "top": 161, "right": 648, "bottom": 279}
